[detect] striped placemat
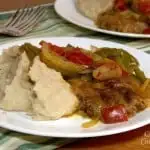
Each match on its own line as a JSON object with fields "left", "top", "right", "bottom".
{"left": 0, "top": 5, "right": 150, "bottom": 150}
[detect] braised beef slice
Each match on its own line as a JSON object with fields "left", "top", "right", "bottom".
{"left": 69, "top": 78, "right": 147, "bottom": 119}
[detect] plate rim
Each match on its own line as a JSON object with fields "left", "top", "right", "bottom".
{"left": 54, "top": 0, "right": 150, "bottom": 38}
{"left": 0, "top": 36, "right": 150, "bottom": 138}
{"left": 0, "top": 116, "right": 149, "bottom": 138}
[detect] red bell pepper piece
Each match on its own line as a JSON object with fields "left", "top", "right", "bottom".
{"left": 101, "top": 104, "right": 128, "bottom": 124}
{"left": 65, "top": 48, "right": 93, "bottom": 66}
{"left": 138, "top": 0, "right": 150, "bottom": 14}
{"left": 143, "top": 28, "right": 150, "bottom": 34}
{"left": 115, "top": 0, "right": 128, "bottom": 11}
{"left": 40, "top": 41, "right": 93, "bottom": 66}
{"left": 40, "top": 41, "right": 65, "bottom": 56}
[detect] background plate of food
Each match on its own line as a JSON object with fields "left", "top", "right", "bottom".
{"left": 0, "top": 37, "right": 150, "bottom": 138}
{"left": 55, "top": 0, "right": 150, "bottom": 38}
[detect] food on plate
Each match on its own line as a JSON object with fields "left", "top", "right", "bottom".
{"left": 76, "top": 0, "right": 114, "bottom": 20}
{"left": 0, "top": 46, "right": 21, "bottom": 100}
{"left": 40, "top": 42, "right": 87, "bottom": 77}
{"left": 0, "top": 44, "right": 79, "bottom": 120}
{"left": 29, "top": 57, "right": 79, "bottom": 120}
{"left": 0, "top": 52, "right": 32, "bottom": 111}
{"left": 0, "top": 41, "right": 149, "bottom": 125}
{"left": 96, "top": 10, "right": 149, "bottom": 34}
{"left": 96, "top": 0, "right": 150, "bottom": 34}
{"left": 20, "top": 43, "right": 41, "bottom": 62}
{"left": 93, "top": 47, "right": 146, "bottom": 82}
{"left": 76, "top": 0, "right": 150, "bottom": 34}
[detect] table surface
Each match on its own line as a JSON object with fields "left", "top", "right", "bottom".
{"left": 60, "top": 125, "right": 150, "bottom": 150}
{"left": 0, "top": 0, "right": 54, "bottom": 11}
{"left": 0, "top": 0, "right": 150, "bottom": 149}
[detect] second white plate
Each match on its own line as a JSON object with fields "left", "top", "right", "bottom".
{"left": 55, "top": 0, "right": 150, "bottom": 38}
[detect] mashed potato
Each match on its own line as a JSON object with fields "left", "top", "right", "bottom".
{"left": 0, "top": 52, "right": 32, "bottom": 111}
{"left": 29, "top": 57, "right": 79, "bottom": 120}
{"left": 0, "top": 47, "right": 79, "bottom": 120}
{"left": 76, "top": 0, "right": 114, "bottom": 20}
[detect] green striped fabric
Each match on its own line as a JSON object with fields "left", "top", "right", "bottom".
{"left": 0, "top": 5, "right": 150, "bottom": 150}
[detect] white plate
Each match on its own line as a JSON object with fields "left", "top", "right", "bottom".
{"left": 0, "top": 37, "right": 150, "bottom": 138}
{"left": 54, "top": 0, "right": 150, "bottom": 38}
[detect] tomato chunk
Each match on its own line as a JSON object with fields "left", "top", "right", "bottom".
{"left": 143, "top": 28, "right": 150, "bottom": 34}
{"left": 115, "top": 0, "right": 128, "bottom": 11}
{"left": 138, "top": 0, "right": 150, "bottom": 14}
{"left": 101, "top": 104, "right": 128, "bottom": 124}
